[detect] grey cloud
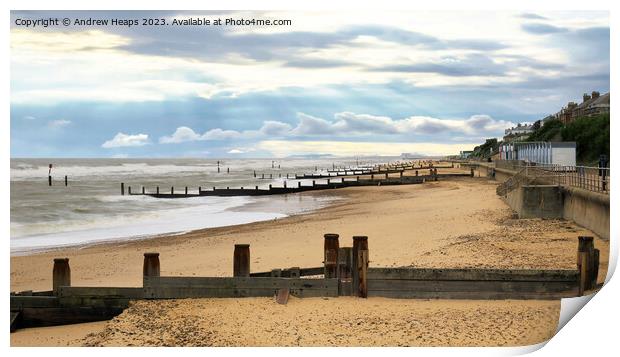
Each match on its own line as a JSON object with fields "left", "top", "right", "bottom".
{"left": 283, "top": 58, "right": 356, "bottom": 68}
{"left": 519, "top": 13, "right": 548, "bottom": 20}
{"left": 522, "top": 23, "right": 569, "bottom": 35}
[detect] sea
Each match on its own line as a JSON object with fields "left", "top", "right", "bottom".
{"left": 10, "top": 157, "right": 388, "bottom": 255}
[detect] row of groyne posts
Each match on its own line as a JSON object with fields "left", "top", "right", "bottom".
{"left": 118, "top": 161, "right": 471, "bottom": 198}
{"left": 11, "top": 235, "right": 600, "bottom": 331}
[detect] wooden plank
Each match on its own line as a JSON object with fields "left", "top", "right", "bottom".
{"left": 17, "top": 306, "right": 126, "bottom": 328}
{"left": 368, "top": 290, "right": 578, "bottom": 300}
{"left": 367, "top": 279, "right": 578, "bottom": 293}
{"left": 58, "top": 287, "right": 144, "bottom": 299}
{"left": 10, "top": 311, "right": 21, "bottom": 332}
{"left": 276, "top": 288, "right": 290, "bottom": 304}
{"left": 367, "top": 268, "right": 579, "bottom": 282}
{"left": 143, "top": 277, "right": 338, "bottom": 299}
{"left": 250, "top": 266, "right": 323, "bottom": 278}
{"left": 11, "top": 296, "right": 60, "bottom": 309}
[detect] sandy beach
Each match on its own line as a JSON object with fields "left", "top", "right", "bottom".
{"left": 10, "top": 174, "right": 609, "bottom": 347}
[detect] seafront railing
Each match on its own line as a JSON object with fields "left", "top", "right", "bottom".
{"left": 494, "top": 161, "right": 610, "bottom": 195}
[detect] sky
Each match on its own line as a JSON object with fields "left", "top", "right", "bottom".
{"left": 9, "top": 10, "right": 609, "bottom": 158}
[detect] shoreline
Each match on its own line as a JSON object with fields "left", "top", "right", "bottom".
{"left": 10, "top": 190, "right": 343, "bottom": 257}
{"left": 10, "top": 177, "right": 610, "bottom": 346}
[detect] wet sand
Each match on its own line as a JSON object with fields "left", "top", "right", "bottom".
{"left": 10, "top": 174, "right": 609, "bottom": 347}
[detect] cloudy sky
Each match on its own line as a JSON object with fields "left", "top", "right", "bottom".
{"left": 10, "top": 10, "right": 609, "bottom": 158}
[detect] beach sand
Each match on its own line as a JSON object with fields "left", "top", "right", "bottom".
{"left": 10, "top": 174, "right": 610, "bottom": 347}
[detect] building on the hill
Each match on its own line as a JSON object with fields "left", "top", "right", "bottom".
{"left": 553, "top": 91, "right": 610, "bottom": 124}
{"left": 503, "top": 123, "right": 534, "bottom": 142}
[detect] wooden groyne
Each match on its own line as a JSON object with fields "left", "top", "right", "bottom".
{"left": 10, "top": 235, "right": 600, "bottom": 331}
{"left": 121, "top": 161, "right": 469, "bottom": 199}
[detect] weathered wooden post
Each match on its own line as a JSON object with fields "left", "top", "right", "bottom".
{"left": 143, "top": 253, "right": 160, "bottom": 279}
{"left": 233, "top": 244, "right": 250, "bottom": 277}
{"left": 312, "top": 180, "right": 316, "bottom": 187}
{"left": 198, "top": 186, "right": 201, "bottom": 194}
{"left": 338, "top": 247, "right": 353, "bottom": 296}
{"left": 48, "top": 175, "right": 52, "bottom": 186}
{"left": 470, "top": 167, "right": 474, "bottom": 177}
{"left": 400, "top": 171, "right": 403, "bottom": 179}
{"left": 279, "top": 173, "right": 282, "bottom": 178}
{"left": 283, "top": 181, "right": 287, "bottom": 188}
{"left": 286, "top": 173, "right": 289, "bottom": 179}
{"left": 255, "top": 185, "right": 259, "bottom": 190}
{"left": 121, "top": 182, "right": 125, "bottom": 195}
{"left": 217, "top": 160, "right": 220, "bottom": 173}
{"left": 270, "top": 173, "right": 273, "bottom": 179}
{"left": 156, "top": 186, "right": 160, "bottom": 194}
{"left": 371, "top": 174, "right": 374, "bottom": 180}
{"left": 171, "top": 187, "right": 174, "bottom": 195}
{"left": 262, "top": 173, "right": 265, "bottom": 179}
{"left": 577, "top": 236, "right": 598, "bottom": 295}
{"left": 415, "top": 170, "right": 418, "bottom": 176}
{"left": 298, "top": 181, "right": 301, "bottom": 188}
{"left": 254, "top": 170, "right": 256, "bottom": 178}
{"left": 327, "top": 178, "right": 331, "bottom": 185}
{"left": 227, "top": 167, "right": 230, "bottom": 174}
{"left": 269, "top": 184, "right": 272, "bottom": 190}
{"left": 128, "top": 186, "right": 132, "bottom": 195}
{"left": 323, "top": 233, "right": 340, "bottom": 279}
{"left": 185, "top": 186, "right": 188, "bottom": 195}
{"left": 356, "top": 176, "right": 359, "bottom": 182}
{"left": 142, "top": 186, "right": 145, "bottom": 195}
{"left": 352, "top": 236, "right": 368, "bottom": 298}
{"left": 52, "top": 258, "right": 71, "bottom": 295}
{"left": 64, "top": 175, "right": 68, "bottom": 186}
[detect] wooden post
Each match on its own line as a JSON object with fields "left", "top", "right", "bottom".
{"left": 284, "top": 181, "right": 287, "bottom": 188}
{"left": 371, "top": 174, "right": 374, "bottom": 180}
{"left": 577, "top": 236, "right": 595, "bottom": 295}
{"left": 385, "top": 173, "right": 388, "bottom": 180}
{"left": 198, "top": 186, "right": 201, "bottom": 194}
{"left": 312, "top": 180, "right": 316, "bottom": 187}
{"left": 128, "top": 186, "right": 131, "bottom": 195}
{"left": 352, "top": 236, "right": 368, "bottom": 298}
{"left": 171, "top": 187, "right": 174, "bottom": 195}
{"left": 64, "top": 175, "right": 68, "bottom": 186}
{"left": 48, "top": 175, "right": 52, "bottom": 186}
{"left": 415, "top": 170, "right": 418, "bottom": 176}
{"left": 262, "top": 173, "right": 265, "bottom": 179}
{"left": 143, "top": 253, "right": 160, "bottom": 279}
{"left": 338, "top": 247, "right": 353, "bottom": 296}
{"left": 121, "top": 182, "right": 125, "bottom": 195}
{"left": 233, "top": 244, "right": 250, "bottom": 277}
{"left": 142, "top": 186, "right": 145, "bottom": 195}
{"left": 327, "top": 178, "right": 331, "bottom": 184}
{"left": 156, "top": 186, "right": 159, "bottom": 194}
{"left": 52, "top": 258, "right": 71, "bottom": 296}
{"left": 227, "top": 167, "right": 230, "bottom": 174}
{"left": 255, "top": 185, "right": 259, "bottom": 190}
{"left": 269, "top": 184, "right": 272, "bottom": 190}
{"left": 270, "top": 174, "right": 273, "bottom": 179}
{"left": 185, "top": 187, "right": 188, "bottom": 195}
{"left": 470, "top": 167, "right": 474, "bottom": 177}
{"left": 323, "top": 233, "right": 339, "bottom": 279}
{"left": 286, "top": 173, "right": 289, "bottom": 179}
{"left": 357, "top": 176, "right": 359, "bottom": 182}
{"left": 254, "top": 170, "right": 256, "bottom": 178}
{"left": 298, "top": 182, "right": 301, "bottom": 188}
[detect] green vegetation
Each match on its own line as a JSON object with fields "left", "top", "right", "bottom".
{"left": 527, "top": 119, "right": 563, "bottom": 142}
{"left": 523, "top": 113, "right": 609, "bottom": 165}
{"left": 470, "top": 138, "right": 498, "bottom": 159}
{"left": 561, "top": 114, "right": 609, "bottom": 165}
